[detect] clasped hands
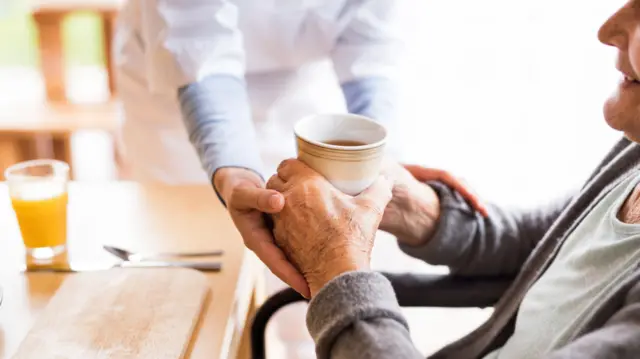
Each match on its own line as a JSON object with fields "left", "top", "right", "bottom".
{"left": 265, "top": 159, "right": 487, "bottom": 298}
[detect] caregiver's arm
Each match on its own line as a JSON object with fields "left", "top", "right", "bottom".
{"left": 139, "top": 0, "right": 309, "bottom": 297}
{"left": 331, "top": 0, "right": 405, "bottom": 150}
{"left": 137, "top": 0, "right": 262, "bottom": 179}
{"left": 341, "top": 78, "right": 398, "bottom": 130}
{"left": 138, "top": 0, "right": 263, "bottom": 182}
{"left": 178, "top": 76, "right": 263, "bottom": 191}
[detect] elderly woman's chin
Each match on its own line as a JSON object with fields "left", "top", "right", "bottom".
{"left": 604, "top": 88, "right": 640, "bottom": 143}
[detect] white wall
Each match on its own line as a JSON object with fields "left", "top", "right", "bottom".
{"left": 394, "top": 0, "right": 625, "bottom": 207}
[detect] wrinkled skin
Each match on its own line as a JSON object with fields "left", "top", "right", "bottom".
{"left": 267, "top": 159, "right": 393, "bottom": 297}
{"left": 378, "top": 160, "right": 487, "bottom": 246}
{"left": 214, "top": 167, "right": 309, "bottom": 297}
{"left": 267, "top": 158, "right": 487, "bottom": 297}
{"left": 217, "top": 160, "right": 486, "bottom": 299}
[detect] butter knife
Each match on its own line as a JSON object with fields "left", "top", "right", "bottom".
{"left": 25, "top": 261, "right": 222, "bottom": 273}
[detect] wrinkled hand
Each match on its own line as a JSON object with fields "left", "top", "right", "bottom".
{"left": 380, "top": 160, "right": 487, "bottom": 246}
{"left": 267, "top": 160, "right": 392, "bottom": 297}
{"left": 214, "top": 167, "right": 309, "bottom": 297}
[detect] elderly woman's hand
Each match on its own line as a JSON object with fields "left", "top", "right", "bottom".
{"left": 379, "top": 160, "right": 487, "bottom": 246}
{"left": 267, "top": 159, "right": 392, "bottom": 297}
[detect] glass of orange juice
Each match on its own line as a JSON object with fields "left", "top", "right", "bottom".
{"left": 5, "top": 160, "right": 70, "bottom": 259}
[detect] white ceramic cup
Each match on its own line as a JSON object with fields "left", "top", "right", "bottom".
{"left": 294, "top": 113, "right": 387, "bottom": 195}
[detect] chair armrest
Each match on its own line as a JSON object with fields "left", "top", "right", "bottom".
{"left": 388, "top": 272, "right": 513, "bottom": 308}
{"left": 250, "top": 272, "right": 513, "bottom": 358}
{"left": 251, "top": 285, "right": 309, "bottom": 359}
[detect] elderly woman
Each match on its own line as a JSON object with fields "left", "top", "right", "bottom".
{"left": 266, "top": 1, "right": 640, "bottom": 358}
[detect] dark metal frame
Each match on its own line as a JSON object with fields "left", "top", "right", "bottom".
{"left": 250, "top": 272, "right": 514, "bottom": 359}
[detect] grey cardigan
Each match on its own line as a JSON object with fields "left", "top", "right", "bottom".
{"left": 307, "top": 138, "right": 640, "bottom": 359}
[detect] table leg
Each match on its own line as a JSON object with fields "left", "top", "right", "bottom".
{"left": 236, "top": 260, "right": 267, "bottom": 359}
{"left": 101, "top": 11, "right": 117, "bottom": 98}
{"left": 33, "top": 11, "right": 67, "bottom": 102}
{"left": 236, "top": 289, "right": 260, "bottom": 359}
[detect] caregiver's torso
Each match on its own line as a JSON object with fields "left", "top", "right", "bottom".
{"left": 236, "top": 0, "right": 350, "bottom": 73}
{"left": 116, "top": 0, "right": 354, "bottom": 79}
{"left": 114, "top": 0, "right": 350, "bottom": 178}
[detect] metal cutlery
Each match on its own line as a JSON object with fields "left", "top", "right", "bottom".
{"left": 25, "top": 260, "right": 222, "bottom": 273}
{"left": 103, "top": 245, "right": 224, "bottom": 262}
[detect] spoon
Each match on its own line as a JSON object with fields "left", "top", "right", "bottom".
{"left": 103, "top": 245, "right": 224, "bottom": 262}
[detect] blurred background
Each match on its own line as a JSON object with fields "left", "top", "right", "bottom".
{"left": 0, "top": 0, "right": 628, "bottom": 355}
{"left": 0, "top": 0, "right": 120, "bottom": 182}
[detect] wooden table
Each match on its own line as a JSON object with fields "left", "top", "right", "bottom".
{"left": 0, "top": 183, "right": 262, "bottom": 359}
{"left": 30, "top": 0, "right": 124, "bottom": 102}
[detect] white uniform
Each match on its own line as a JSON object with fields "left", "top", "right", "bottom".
{"left": 114, "top": 1, "right": 405, "bottom": 357}
{"left": 114, "top": 0, "right": 404, "bottom": 181}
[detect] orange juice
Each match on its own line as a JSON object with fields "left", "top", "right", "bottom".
{"left": 11, "top": 191, "right": 68, "bottom": 249}
{"left": 5, "top": 160, "right": 70, "bottom": 258}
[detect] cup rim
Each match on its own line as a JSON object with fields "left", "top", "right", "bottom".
{"left": 294, "top": 113, "right": 387, "bottom": 151}
{"left": 4, "top": 159, "right": 70, "bottom": 181}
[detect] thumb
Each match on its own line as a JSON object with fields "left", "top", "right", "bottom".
{"left": 355, "top": 176, "right": 393, "bottom": 214}
{"left": 231, "top": 186, "right": 285, "bottom": 213}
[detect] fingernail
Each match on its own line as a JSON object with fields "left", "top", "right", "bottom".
{"left": 269, "top": 194, "right": 283, "bottom": 209}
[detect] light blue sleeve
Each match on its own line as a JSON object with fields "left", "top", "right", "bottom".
{"left": 177, "top": 74, "right": 264, "bottom": 185}
{"left": 341, "top": 77, "right": 402, "bottom": 158}
{"left": 179, "top": 76, "right": 398, "bottom": 189}
{"left": 341, "top": 77, "right": 398, "bottom": 129}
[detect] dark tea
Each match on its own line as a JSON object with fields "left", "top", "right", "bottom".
{"left": 323, "top": 139, "right": 367, "bottom": 146}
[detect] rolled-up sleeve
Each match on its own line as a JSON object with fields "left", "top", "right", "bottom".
{"left": 331, "top": 0, "right": 405, "bottom": 83}
{"left": 140, "top": 0, "right": 245, "bottom": 93}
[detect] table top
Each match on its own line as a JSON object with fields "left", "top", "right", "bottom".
{"left": 0, "top": 182, "right": 259, "bottom": 359}
{"left": 0, "top": 101, "right": 120, "bottom": 134}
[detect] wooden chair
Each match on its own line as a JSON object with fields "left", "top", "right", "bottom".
{"left": 0, "top": 1, "right": 126, "bottom": 179}
{"left": 31, "top": 0, "right": 123, "bottom": 102}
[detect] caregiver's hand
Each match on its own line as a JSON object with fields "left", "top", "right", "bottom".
{"left": 214, "top": 167, "right": 310, "bottom": 297}
{"left": 267, "top": 160, "right": 392, "bottom": 298}
{"left": 380, "top": 160, "right": 487, "bottom": 247}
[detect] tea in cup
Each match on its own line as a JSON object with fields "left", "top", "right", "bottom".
{"left": 294, "top": 114, "right": 387, "bottom": 195}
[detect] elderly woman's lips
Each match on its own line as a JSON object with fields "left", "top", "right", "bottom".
{"left": 621, "top": 76, "right": 640, "bottom": 89}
